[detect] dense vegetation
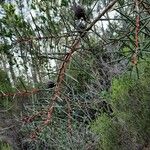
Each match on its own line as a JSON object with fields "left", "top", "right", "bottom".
{"left": 0, "top": 0, "right": 150, "bottom": 149}
{"left": 92, "top": 60, "right": 150, "bottom": 150}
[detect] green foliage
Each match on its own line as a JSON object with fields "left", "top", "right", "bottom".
{"left": 91, "top": 114, "right": 121, "bottom": 150}
{"left": 0, "top": 141, "right": 12, "bottom": 150}
{"left": 111, "top": 75, "right": 134, "bottom": 111}
{"left": 0, "top": 69, "right": 12, "bottom": 92}
{"left": 0, "top": 44, "right": 12, "bottom": 54}
{"left": 91, "top": 61, "right": 150, "bottom": 150}
{"left": 0, "top": 69, "right": 13, "bottom": 109}
{"left": 61, "top": 0, "right": 69, "bottom": 6}
{"left": 15, "top": 76, "right": 29, "bottom": 91}
{"left": 0, "top": 0, "right": 149, "bottom": 149}
{"left": 66, "top": 53, "right": 94, "bottom": 93}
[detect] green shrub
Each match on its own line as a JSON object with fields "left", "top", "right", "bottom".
{"left": 91, "top": 62, "right": 150, "bottom": 150}
{"left": 0, "top": 140, "right": 12, "bottom": 150}
{"left": 91, "top": 114, "right": 122, "bottom": 150}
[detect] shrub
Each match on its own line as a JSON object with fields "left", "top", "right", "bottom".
{"left": 91, "top": 62, "right": 150, "bottom": 150}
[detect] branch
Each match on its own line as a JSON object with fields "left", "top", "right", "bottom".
{"left": 85, "top": 0, "right": 118, "bottom": 33}
{"left": 27, "top": 0, "right": 118, "bottom": 137}
{"left": 44, "top": 0, "right": 118, "bottom": 126}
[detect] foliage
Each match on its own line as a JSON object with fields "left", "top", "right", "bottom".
{"left": 0, "top": 69, "right": 11, "bottom": 92}
{"left": 91, "top": 60, "right": 150, "bottom": 150}
{"left": 91, "top": 114, "right": 121, "bottom": 150}
{"left": 0, "top": 69, "right": 13, "bottom": 109}
{"left": 0, "top": 140, "right": 12, "bottom": 150}
{"left": 0, "top": 0, "right": 150, "bottom": 149}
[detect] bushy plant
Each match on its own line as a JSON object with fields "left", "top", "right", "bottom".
{"left": 0, "top": 140, "right": 12, "bottom": 150}
{"left": 91, "top": 61, "right": 150, "bottom": 150}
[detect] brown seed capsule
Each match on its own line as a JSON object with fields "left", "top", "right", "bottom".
{"left": 72, "top": 1, "right": 87, "bottom": 21}
{"left": 47, "top": 81, "right": 55, "bottom": 88}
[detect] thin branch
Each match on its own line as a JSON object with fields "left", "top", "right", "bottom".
{"left": 44, "top": 0, "right": 118, "bottom": 129}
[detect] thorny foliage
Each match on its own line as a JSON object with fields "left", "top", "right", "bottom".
{"left": 0, "top": 0, "right": 150, "bottom": 149}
